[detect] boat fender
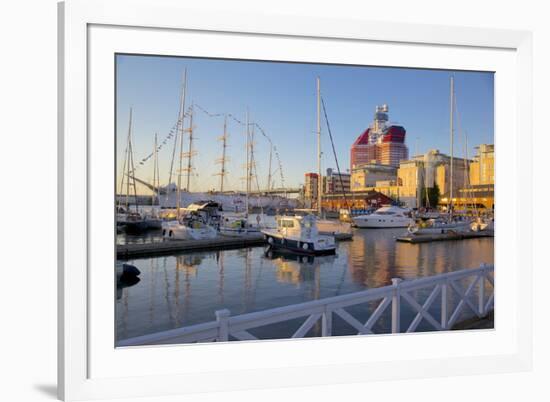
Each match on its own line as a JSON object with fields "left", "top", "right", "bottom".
{"left": 267, "top": 236, "right": 274, "bottom": 244}
{"left": 302, "top": 243, "right": 309, "bottom": 250}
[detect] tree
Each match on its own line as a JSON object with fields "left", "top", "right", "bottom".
{"left": 421, "top": 184, "right": 441, "bottom": 208}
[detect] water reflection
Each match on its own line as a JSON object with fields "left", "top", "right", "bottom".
{"left": 116, "top": 228, "right": 494, "bottom": 341}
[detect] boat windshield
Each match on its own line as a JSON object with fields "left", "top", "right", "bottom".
{"left": 278, "top": 219, "right": 295, "bottom": 228}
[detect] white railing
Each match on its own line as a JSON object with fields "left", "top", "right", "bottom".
{"left": 118, "top": 264, "right": 494, "bottom": 346}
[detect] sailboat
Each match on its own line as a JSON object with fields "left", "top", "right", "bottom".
{"left": 408, "top": 76, "right": 471, "bottom": 235}
{"left": 263, "top": 77, "right": 340, "bottom": 253}
{"left": 117, "top": 108, "right": 148, "bottom": 233}
{"left": 143, "top": 133, "right": 162, "bottom": 229}
{"left": 161, "top": 70, "right": 218, "bottom": 241}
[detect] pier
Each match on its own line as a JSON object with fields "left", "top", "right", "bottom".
{"left": 118, "top": 231, "right": 353, "bottom": 258}
{"left": 396, "top": 230, "right": 494, "bottom": 244}
{"left": 117, "top": 234, "right": 266, "bottom": 258}
{"left": 118, "top": 264, "right": 494, "bottom": 346}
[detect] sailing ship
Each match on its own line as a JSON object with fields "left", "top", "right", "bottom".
{"left": 160, "top": 70, "right": 218, "bottom": 240}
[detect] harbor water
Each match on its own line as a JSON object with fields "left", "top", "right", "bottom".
{"left": 116, "top": 225, "right": 493, "bottom": 343}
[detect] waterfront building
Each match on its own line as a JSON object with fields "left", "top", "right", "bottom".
{"left": 470, "top": 144, "right": 495, "bottom": 185}
{"left": 304, "top": 172, "right": 319, "bottom": 200}
{"left": 351, "top": 163, "right": 397, "bottom": 192}
{"left": 350, "top": 104, "right": 409, "bottom": 169}
{"left": 324, "top": 168, "right": 351, "bottom": 194}
{"left": 396, "top": 149, "right": 471, "bottom": 208}
{"left": 321, "top": 190, "right": 395, "bottom": 212}
{"left": 439, "top": 144, "right": 495, "bottom": 210}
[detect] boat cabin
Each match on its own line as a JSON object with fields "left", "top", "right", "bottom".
{"left": 276, "top": 215, "right": 319, "bottom": 240}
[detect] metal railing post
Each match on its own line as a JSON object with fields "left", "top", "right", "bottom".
{"left": 441, "top": 279, "right": 448, "bottom": 330}
{"left": 215, "top": 309, "right": 231, "bottom": 341}
{"left": 478, "top": 263, "right": 486, "bottom": 317}
{"left": 322, "top": 307, "right": 332, "bottom": 336}
{"left": 391, "top": 278, "right": 402, "bottom": 333}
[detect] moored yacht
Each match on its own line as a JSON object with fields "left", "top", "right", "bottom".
{"left": 162, "top": 214, "right": 218, "bottom": 240}
{"left": 261, "top": 215, "right": 336, "bottom": 255}
{"left": 352, "top": 205, "right": 413, "bottom": 228}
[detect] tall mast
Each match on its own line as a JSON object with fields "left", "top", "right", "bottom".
{"left": 215, "top": 115, "right": 229, "bottom": 192}
{"left": 151, "top": 133, "right": 159, "bottom": 207}
{"left": 127, "top": 109, "right": 139, "bottom": 213}
{"left": 121, "top": 107, "right": 132, "bottom": 210}
{"left": 176, "top": 69, "right": 187, "bottom": 219}
{"left": 267, "top": 142, "right": 273, "bottom": 192}
{"left": 185, "top": 103, "right": 195, "bottom": 192}
{"left": 449, "top": 75, "right": 454, "bottom": 214}
{"left": 316, "top": 77, "right": 322, "bottom": 216}
{"left": 245, "top": 109, "right": 250, "bottom": 216}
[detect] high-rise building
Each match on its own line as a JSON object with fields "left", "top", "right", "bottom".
{"left": 350, "top": 105, "right": 409, "bottom": 169}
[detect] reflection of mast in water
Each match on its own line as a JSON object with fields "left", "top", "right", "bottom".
{"left": 162, "top": 257, "right": 176, "bottom": 327}
{"left": 175, "top": 254, "right": 203, "bottom": 324}
{"left": 148, "top": 258, "right": 158, "bottom": 328}
{"left": 243, "top": 248, "right": 253, "bottom": 311}
{"left": 217, "top": 251, "right": 225, "bottom": 304}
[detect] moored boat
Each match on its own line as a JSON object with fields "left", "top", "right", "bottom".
{"left": 352, "top": 205, "right": 413, "bottom": 228}
{"left": 261, "top": 215, "right": 336, "bottom": 255}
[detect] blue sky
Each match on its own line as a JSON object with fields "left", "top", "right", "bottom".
{"left": 116, "top": 54, "right": 494, "bottom": 193}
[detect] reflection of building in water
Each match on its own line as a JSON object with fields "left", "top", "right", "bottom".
{"left": 347, "top": 236, "right": 395, "bottom": 287}
{"left": 175, "top": 254, "right": 205, "bottom": 275}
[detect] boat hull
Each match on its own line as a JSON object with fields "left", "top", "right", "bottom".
{"left": 353, "top": 217, "right": 412, "bottom": 228}
{"left": 262, "top": 232, "right": 336, "bottom": 256}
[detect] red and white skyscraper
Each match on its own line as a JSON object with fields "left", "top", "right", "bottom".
{"left": 350, "top": 105, "right": 408, "bottom": 169}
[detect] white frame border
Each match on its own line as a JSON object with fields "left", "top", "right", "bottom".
{"left": 59, "top": 0, "right": 533, "bottom": 400}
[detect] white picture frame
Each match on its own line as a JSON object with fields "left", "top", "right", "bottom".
{"left": 58, "top": 0, "right": 533, "bottom": 400}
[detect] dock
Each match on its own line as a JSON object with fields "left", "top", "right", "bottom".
{"left": 396, "top": 230, "right": 494, "bottom": 244}
{"left": 118, "top": 232, "right": 354, "bottom": 258}
{"left": 117, "top": 234, "right": 266, "bottom": 259}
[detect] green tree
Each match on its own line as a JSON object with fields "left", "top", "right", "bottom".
{"left": 421, "top": 184, "right": 440, "bottom": 208}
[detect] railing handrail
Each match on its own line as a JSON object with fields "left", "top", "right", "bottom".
{"left": 118, "top": 264, "right": 494, "bottom": 347}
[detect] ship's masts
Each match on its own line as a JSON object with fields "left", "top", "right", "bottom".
{"left": 176, "top": 69, "right": 187, "bottom": 218}
{"left": 220, "top": 116, "right": 227, "bottom": 192}
{"left": 317, "top": 77, "right": 322, "bottom": 215}
{"left": 186, "top": 104, "right": 194, "bottom": 192}
{"left": 245, "top": 109, "right": 250, "bottom": 215}
{"left": 267, "top": 143, "right": 273, "bottom": 192}
{"left": 449, "top": 76, "right": 454, "bottom": 213}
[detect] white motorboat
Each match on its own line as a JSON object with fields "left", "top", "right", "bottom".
{"left": 352, "top": 205, "right": 413, "bottom": 228}
{"left": 162, "top": 215, "right": 218, "bottom": 240}
{"left": 262, "top": 215, "right": 336, "bottom": 255}
{"left": 470, "top": 217, "right": 495, "bottom": 232}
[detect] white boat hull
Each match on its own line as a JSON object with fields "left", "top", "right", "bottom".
{"left": 162, "top": 221, "right": 217, "bottom": 240}
{"left": 353, "top": 216, "right": 412, "bottom": 228}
